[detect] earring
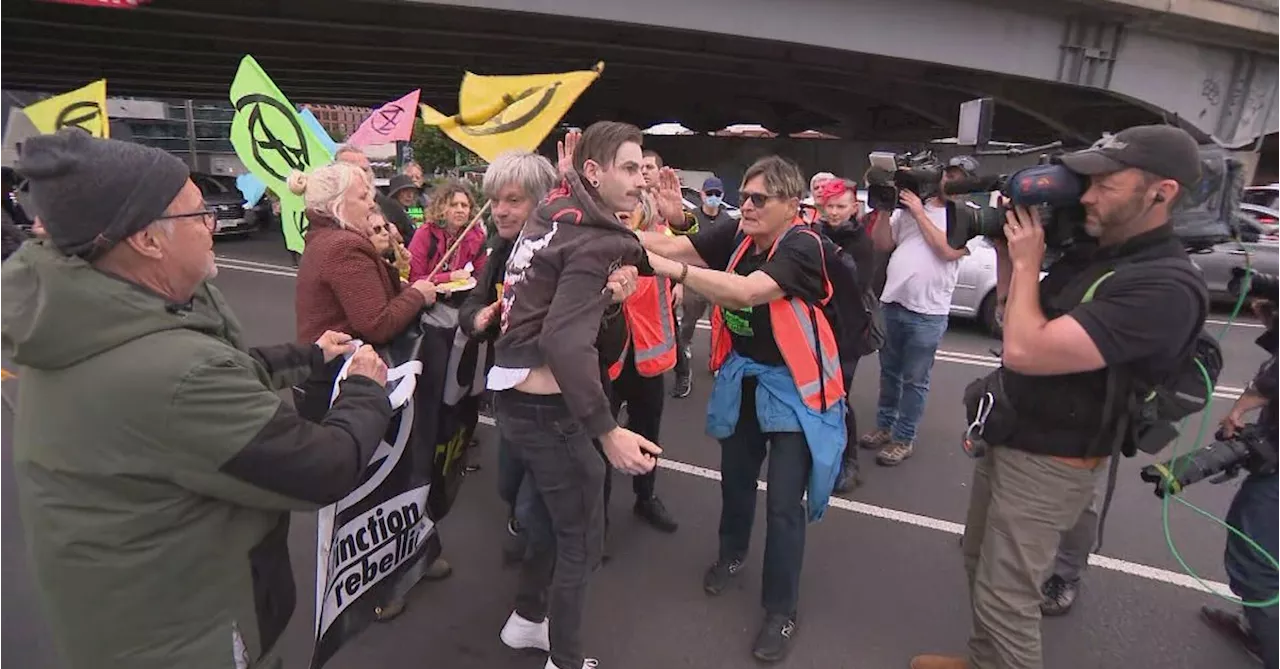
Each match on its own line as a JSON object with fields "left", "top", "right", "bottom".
{"left": 589, "top": 178, "right": 600, "bottom": 187}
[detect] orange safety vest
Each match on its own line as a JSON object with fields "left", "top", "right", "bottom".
{"left": 608, "top": 213, "right": 679, "bottom": 381}
{"left": 608, "top": 274, "right": 678, "bottom": 380}
{"left": 708, "top": 225, "right": 845, "bottom": 412}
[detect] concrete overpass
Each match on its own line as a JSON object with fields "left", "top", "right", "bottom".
{"left": 2, "top": 0, "right": 1276, "bottom": 146}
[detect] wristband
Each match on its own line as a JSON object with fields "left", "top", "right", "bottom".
{"left": 678, "top": 262, "right": 689, "bottom": 284}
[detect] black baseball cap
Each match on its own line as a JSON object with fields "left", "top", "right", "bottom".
{"left": 1060, "top": 125, "right": 1202, "bottom": 188}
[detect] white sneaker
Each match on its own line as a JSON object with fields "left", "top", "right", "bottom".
{"left": 500, "top": 611, "right": 549, "bottom": 652}
{"left": 545, "top": 659, "right": 598, "bottom": 669}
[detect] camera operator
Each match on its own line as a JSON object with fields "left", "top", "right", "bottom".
{"left": 1201, "top": 351, "right": 1278, "bottom": 668}
{"left": 863, "top": 156, "right": 976, "bottom": 468}
{"left": 912, "top": 125, "right": 1210, "bottom": 669}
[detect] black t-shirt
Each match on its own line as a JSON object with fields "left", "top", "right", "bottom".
{"left": 1059, "top": 230, "right": 1207, "bottom": 384}
{"left": 689, "top": 224, "right": 826, "bottom": 365}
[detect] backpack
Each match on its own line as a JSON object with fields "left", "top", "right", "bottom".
{"left": 817, "top": 236, "right": 884, "bottom": 362}
{"left": 1081, "top": 258, "right": 1223, "bottom": 455}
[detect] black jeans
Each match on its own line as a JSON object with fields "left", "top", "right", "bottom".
{"left": 605, "top": 349, "right": 663, "bottom": 505}
{"left": 842, "top": 358, "right": 860, "bottom": 468}
{"left": 496, "top": 390, "right": 605, "bottom": 669}
{"left": 1225, "top": 472, "right": 1278, "bottom": 669}
{"left": 718, "top": 379, "right": 812, "bottom": 617}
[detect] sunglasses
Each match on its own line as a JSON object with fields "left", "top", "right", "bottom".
{"left": 739, "top": 191, "right": 775, "bottom": 208}
{"left": 370, "top": 223, "right": 388, "bottom": 235}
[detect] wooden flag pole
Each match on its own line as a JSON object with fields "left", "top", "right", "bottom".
{"left": 426, "top": 199, "right": 492, "bottom": 280}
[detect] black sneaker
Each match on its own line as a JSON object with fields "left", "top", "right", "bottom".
{"left": 703, "top": 558, "right": 744, "bottom": 595}
{"left": 670, "top": 374, "right": 692, "bottom": 399}
{"left": 752, "top": 614, "right": 797, "bottom": 662}
{"left": 634, "top": 496, "right": 679, "bottom": 533}
{"left": 832, "top": 459, "right": 860, "bottom": 494}
{"left": 1040, "top": 575, "right": 1078, "bottom": 616}
{"left": 1200, "top": 606, "right": 1264, "bottom": 664}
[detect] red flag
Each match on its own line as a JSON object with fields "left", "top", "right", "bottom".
{"left": 346, "top": 89, "right": 421, "bottom": 147}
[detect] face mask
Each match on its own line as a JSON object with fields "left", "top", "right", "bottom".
{"left": 704, "top": 195, "right": 723, "bottom": 208}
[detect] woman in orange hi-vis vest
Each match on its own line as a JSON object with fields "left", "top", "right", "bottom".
{"left": 636, "top": 157, "right": 847, "bottom": 664}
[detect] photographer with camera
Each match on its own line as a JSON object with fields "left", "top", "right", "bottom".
{"left": 862, "top": 155, "right": 977, "bottom": 468}
{"left": 912, "top": 125, "right": 1211, "bottom": 669}
{"left": 1199, "top": 351, "right": 1277, "bottom": 667}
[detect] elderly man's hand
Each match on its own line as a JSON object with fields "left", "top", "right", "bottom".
{"left": 315, "top": 330, "right": 357, "bottom": 362}
{"left": 605, "top": 265, "right": 639, "bottom": 303}
{"left": 347, "top": 345, "right": 388, "bottom": 387}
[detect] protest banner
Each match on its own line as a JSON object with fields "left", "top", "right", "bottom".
{"left": 310, "top": 304, "right": 484, "bottom": 668}
{"left": 23, "top": 79, "right": 109, "bottom": 138}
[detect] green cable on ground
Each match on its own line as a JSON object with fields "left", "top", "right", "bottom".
{"left": 1157, "top": 264, "right": 1278, "bottom": 608}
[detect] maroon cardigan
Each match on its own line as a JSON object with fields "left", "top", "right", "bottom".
{"left": 295, "top": 214, "right": 426, "bottom": 346}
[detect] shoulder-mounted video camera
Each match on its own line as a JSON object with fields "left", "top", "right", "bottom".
{"left": 929, "top": 144, "right": 1241, "bottom": 254}
{"left": 864, "top": 150, "right": 944, "bottom": 211}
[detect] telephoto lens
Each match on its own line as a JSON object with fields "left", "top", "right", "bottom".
{"left": 1228, "top": 266, "right": 1280, "bottom": 302}
{"left": 1140, "top": 438, "right": 1253, "bottom": 497}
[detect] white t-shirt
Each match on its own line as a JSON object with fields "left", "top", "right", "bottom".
{"left": 879, "top": 203, "right": 963, "bottom": 316}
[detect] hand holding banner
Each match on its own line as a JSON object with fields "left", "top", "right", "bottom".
{"left": 347, "top": 89, "right": 421, "bottom": 147}
{"left": 23, "top": 79, "right": 109, "bottom": 138}
{"left": 229, "top": 56, "right": 333, "bottom": 253}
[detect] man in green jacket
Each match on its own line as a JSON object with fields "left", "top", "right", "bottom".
{"left": 2, "top": 128, "right": 396, "bottom": 669}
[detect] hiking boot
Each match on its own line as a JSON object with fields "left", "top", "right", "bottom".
{"left": 832, "top": 456, "right": 861, "bottom": 493}
{"left": 876, "top": 441, "right": 914, "bottom": 466}
{"left": 751, "top": 614, "right": 797, "bottom": 662}
{"left": 1200, "top": 606, "right": 1264, "bottom": 663}
{"left": 373, "top": 597, "right": 406, "bottom": 622}
{"left": 500, "top": 610, "right": 550, "bottom": 652}
{"left": 634, "top": 496, "right": 678, "bottom": 533}
{"left": 910, "top": 656, "right": 969, "bottom": 669}
{"left": 670, "top": 373, "right": 692, "bottom": 399}
{"left": 703, "top": 558, "right": 745, "bottom": 595}
{"left": 545, "top": 659, "right": 599, "bottom": 669}
{"left": 858, "top": 428, "right": 892, "bottom": 450}
{"left": 1040, "top": 575, "right": 1079, "bottom": 616}
{"left": 423, "top": 557, "right": 453, "bottom": 580}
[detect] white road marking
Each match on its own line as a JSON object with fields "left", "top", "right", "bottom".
{"left": 215, "top": 255, "right": 1236, "bottom": 596}
{"left": 211, "top": 258, "right": 1246, "bottom": 400}
{"left": 474, "top": 415, "right": 1232, "bottom": 598}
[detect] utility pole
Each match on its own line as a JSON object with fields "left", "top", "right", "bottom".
{"left": 184, "top": 99, "right": 198, "bottom": 171}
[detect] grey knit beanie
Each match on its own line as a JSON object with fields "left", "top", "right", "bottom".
{"left": 17, "top": 128, "right": 191, "bottom": 258}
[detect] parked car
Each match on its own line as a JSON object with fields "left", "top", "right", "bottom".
{"left": 193, "top": 173, "right": 264, "bottom": 238}
{"left": 1191, "top": 233, "right": 1279, "bottom": 303}
{"left": 1243, "top": 183, "right": 1279, "bottom": 210}
{"left": 949, "top": 237, "right": 1003, "bottom": 335}
{"left": 1238, "top": 203, "right": 1279, "bottom": 240}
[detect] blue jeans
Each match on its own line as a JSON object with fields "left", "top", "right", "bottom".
{"left": 875, "top": 302, "right": 947, "bottom": 444}
{"left": 1225, "top": 472, "right": 1278, "bottom": 669}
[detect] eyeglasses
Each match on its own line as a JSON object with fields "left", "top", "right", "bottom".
{"left": 704, "top": 189, "right": 723, "bottom": 198}
{"left": 157, "top": 207, "right": 217, "bottom": 232}
{"left": 739, "top": 191, "right": 775, "bottom": 208}
{"left": 370, "top": 224, "right": 388, "bottom": 235}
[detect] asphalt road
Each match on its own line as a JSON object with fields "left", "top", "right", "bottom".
{"left": 2, "top": 234, "right": 1270, "bottom": 669}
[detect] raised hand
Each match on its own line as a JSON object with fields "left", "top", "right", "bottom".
{"left": 557, "top": 128, "right": 581, "bottom": 175}
{"left": 655, "top": 167, "right": 685, "bottom": 226}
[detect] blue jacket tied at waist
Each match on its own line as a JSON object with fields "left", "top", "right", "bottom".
{"left": 706, "top": 351, "right": 847, "bottom": 521}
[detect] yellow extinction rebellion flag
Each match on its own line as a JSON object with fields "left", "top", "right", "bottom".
{"left": 420, "top": 62, "right": 604, "bottom": 162}
{"left": 23, "top": 79, "right": 110, "bottom": 138}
